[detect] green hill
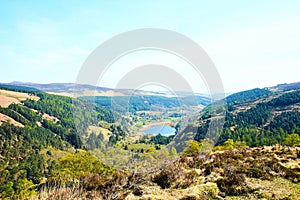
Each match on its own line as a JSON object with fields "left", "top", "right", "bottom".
{"left": 0, "top": 85, "right": 119, "bottom": 198}
{"left": 193, "top": 85, "right": 300, "bottom": 147}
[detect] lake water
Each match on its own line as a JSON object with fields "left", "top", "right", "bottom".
{"left": 143, "top": 125, "right": 176, "bottom": 136}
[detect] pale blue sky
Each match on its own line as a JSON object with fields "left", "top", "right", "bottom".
{"left": 0, "top": 0, "right": 300, "bottom": 93}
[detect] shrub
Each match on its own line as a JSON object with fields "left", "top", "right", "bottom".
{"left": 182, "top": 140, "right": 202, "bottom": 156}
{"left": 233, "top": 153, "right": 244, "bottom": 160}
{"left": 216, "top": 166, "right": 250, "bottom": 195}
{"left": 284, "top": 134, "right": 300, "bottom": 146}
{"left": 48, "top": 151, "right": 114, "bottom": 185}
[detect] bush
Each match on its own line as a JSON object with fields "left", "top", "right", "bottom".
{"left": 152, "top": 163, "right": 197, "bottom": 189}
{"left": 0, "top": 179, "right": 36, "bottom": 199}
{"left": 284, "top": 134, "right": 300, "bottom": 146}
{"left": 216, "top": 166, "right": 250, "bottom": 195}
{"left": 48, "top": 151, "right": 114, "bottom": 185}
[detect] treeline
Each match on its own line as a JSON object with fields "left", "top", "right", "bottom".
{"left": 226, "top": 88, "right": 272, "bottom": 104}
{"left": 0, "top": 84, "right": 41, "bottom": 94}
{"left": 0, "top": 107, "right": 31, "bottom": 126}
{"left": 139, "top": 134, "right": 175, "bottom": 145}
{"left": 235, "top": 90, "right": 300, "bottom": 127}
{"left": 9, "top": 104, "right": 41, "bottom": 123}
{"left": 236, "top": 103, "right": 272, "bottom": 127}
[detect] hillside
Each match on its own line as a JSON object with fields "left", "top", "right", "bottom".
{"left": 82, "top": 95, "right": 211, "bottom": 113}
{"left": 191, "top": 83, "right": 300, "bottom": 147}
{"left": 0, "top": 84, "right": 123, "bottom": 199}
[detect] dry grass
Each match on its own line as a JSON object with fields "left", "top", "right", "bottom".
{"left": 33, "top": 187, "right": 103, "bottom": 200}
{"left": 0, "top": 94, "right": 19, "bottom": 108}
{"left": 87, "top": 125, "right": 111, "bottom": 141}
{"left": 42, "top": 113, "right": 59, "bottom": 123}
{"left": 0, "top": 90, "right": 39, "bottom": 127}
{"left": 0, "top": 89, "right": 39, "bottom": 107}
{"left": 226, "top": 178, "right": 300, "bottom": 200}
{"left": 0, "top": 113, "right": 24, "bottom": 127}
{"left": 72, "top": 89, "right": 125, "bottom": 97}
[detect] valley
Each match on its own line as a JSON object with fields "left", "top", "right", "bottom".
{"left": 0, "top": 82, "right": 299, "bottom": 199}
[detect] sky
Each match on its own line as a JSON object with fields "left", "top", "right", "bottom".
{"left": 0, "top": 0, "right": 300, "bottom": 93}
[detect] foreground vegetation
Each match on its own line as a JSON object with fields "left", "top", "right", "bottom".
{"left": 9, "top": 144, "right": 299, "bottom": 200}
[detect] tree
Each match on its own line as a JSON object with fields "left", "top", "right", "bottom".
{"left": 0, "top": 181, "right": 14, "bottom": 198}
{"left": 201, "top": 138, "right": 215, "bottom": 152}
{"left": 284, "top": 134, "right": 300, "bottom": 146}
{"left": 67, "top": 133, "right": 82, "bottom": 148}
{"left": 169, "top": 147, "right": 177, "bottom": 157}
{"left": 49, "top": 151, "right": 114, "bottom": 185}
{"left": 14, "top": 179, "right": 36, "bottom": 199}
{"left": 223, "top": 139, "right": 234, "bottom": 149}
{"left": 182, "top": 140, "right": 202, "bottom": 156}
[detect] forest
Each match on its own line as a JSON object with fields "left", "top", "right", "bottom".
{"left": 82, "top": 95, "right": 211, "bottom": 113}
{"left": 0, "top": 85, "right": 124, "bottom": 198}
{"left": 195, "top": 90, "right": 300, "bottom": 147}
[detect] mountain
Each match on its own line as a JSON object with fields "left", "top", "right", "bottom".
{"left": 8, "top": 82, "right": 126, "bottom": 96}
{"left": 7, "top": 82, "right": 213, "bottom": 113}
{"left": 189, "top": 82, "right": 300, "bottom": 147}
{"left": 270, "top": 82, "right": 300, "bottom": 91}
{"left": 8, "top": 81, "right": 210, "bottom": 98}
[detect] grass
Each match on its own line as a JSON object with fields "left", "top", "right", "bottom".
{"left": 0, "top": 89, "right": 39, "bottom": 101}
{"left": 33, "top": 186, "right": 102, "bottom": 200}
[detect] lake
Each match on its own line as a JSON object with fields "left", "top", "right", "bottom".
{"left": 143, "top": 125, "right": 176, "bottom": 136}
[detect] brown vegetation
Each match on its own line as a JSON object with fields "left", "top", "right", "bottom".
{"left": 0, "top": 113, "right": 24, "bottom": 127}
{"left": 31, "top": 145, "right": 300, "bottom": 200}
{"left": 0, "top": 89, "right": 39, "bottom": 108}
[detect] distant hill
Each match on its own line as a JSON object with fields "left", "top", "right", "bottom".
{"left": 8, "top": 82, "right": 204, "bottom": 97}
{"left": 82, "top": 95, "right": 212, "bottom": 113}
{"left": 270, "top": 82, "right": 300, "bottom": 91}
{"left": 7, "top": 82, "right": 213, "bottom": 108}
{"left": 225, "top": 88, "right": 272, "bottom": 104}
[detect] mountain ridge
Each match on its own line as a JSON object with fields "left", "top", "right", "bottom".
{"left": 6, "top": 81, "right": 211, "bottom": 98}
